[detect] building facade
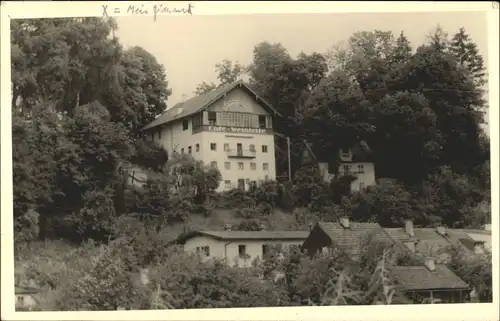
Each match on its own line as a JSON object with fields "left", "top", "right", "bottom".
{"left": 174, "top": 230, "right": 309, "bottom": 268}
{"left": 142, "top": 81, "right": 280, "bottom": 192}
{"left": 337, "top": 142, "right": 376, "bottom": 192}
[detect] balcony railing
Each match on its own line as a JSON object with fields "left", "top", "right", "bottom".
{"left": 226, "top": 149, "right": 256, "bottom": 159}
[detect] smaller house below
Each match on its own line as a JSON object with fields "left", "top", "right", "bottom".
{"left": 173, "top": 229, "right": 310, "bottom": 268}
{"left": 301, "top": 217, "right": 402, "bottom": 261}
{"left": 337, "top": 141, "right": 376, "bottom": 192}
{"left": 384, "top": 220, "right": 486, "bottom": 264}
{"left": 391, "top": 257, "right": 470, "bottom": 304}
{"left": 15, "top": 286, "right": 40, "bottom": 311}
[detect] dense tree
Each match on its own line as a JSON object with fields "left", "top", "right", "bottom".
{"left": 193, "top": 59, "right": 246, "bottom": 95}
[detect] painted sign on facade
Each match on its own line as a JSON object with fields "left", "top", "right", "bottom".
{"left": 194, "top": 125, "right": 271, "bottom": 135}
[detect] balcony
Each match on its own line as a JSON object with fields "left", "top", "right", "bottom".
{"left": 226, "top": 149, "right": 256, "bottom": 159}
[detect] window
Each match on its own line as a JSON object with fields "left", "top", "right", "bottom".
{"left": 250, "top": 163, "right": 256, "bottom": 170}
{"left": 224, "top": 143, "right": 230, "bottom": 152}
{"left": 181, "top": 148, "right": 185, "bottom": 154}
{"left": 210, "top": 161, "right": 218, "bottom": 169}
{"left": 208, "top": 111, "right": 217, "bottom": 125}
{"left": 236, "top": 143, "right": 243, "bottom": 155}
{"left": 224, "top": 180, "right": 231, "bottom": 189}
{"left": 249, "top": 144, "right": 256, "bottom": 152}
{"left": 343, "top": 165, "right": 350, "bottom": 174}
{"left": 358, "top": 164, "right": 365, "bottom": 173}
{"left": 262, "top": 244, "right": 269, "bottom": 256}
{"left": 210, "top": 143, "right": 217, "bottom": 151}
{"left": 238, "top": 244, "right": 247, "bottom": 256}
{"left": 196, "top": 246, "right": 210, "bottom": 257}
{"left": 262, "top": 145, "right": 268, "bottom": 153}
{"left": 182, "top": 119, "right": 189, "bottom": 131}
{"left": 238, "top": 162, "right": 244, "bottom": 170}
{"left": 263, "top": 163, "right": 269, "bottom": 171}
{"left": 359, "top": 182, "right": 365, "bottom": 190}
{"left": 225, "top": 162, "right": 231, "bottom": 170}
{"left": 264, "top": 175, "right": 269, "bottom": 181}
{"left": 258, "top": 115, "right": 266, "bottom": 128}
{"left": 157, "top": 129, "right": 162, "bottom": 139}
{"left": 188, "top": 146, "right": 192, "bottom": 154}
{"left": 196, "top": 144, "right": 200, "bottom": 152}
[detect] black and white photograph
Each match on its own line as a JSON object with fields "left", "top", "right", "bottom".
{"left": 1, "top": 1, "right": 498, "bottom": 320}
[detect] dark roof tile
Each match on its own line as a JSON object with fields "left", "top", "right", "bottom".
{"left": 391, "top": 265, "right": 469, "bottom": 291}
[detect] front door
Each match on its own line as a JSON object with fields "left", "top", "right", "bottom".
{"left": 237, "top": 179, "right": 245, "bottom": 190}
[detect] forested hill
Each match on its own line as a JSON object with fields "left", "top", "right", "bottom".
{"left": 12, "top": 18, "right": 490, "bottom": 244}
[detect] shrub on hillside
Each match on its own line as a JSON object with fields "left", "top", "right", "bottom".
{"left": 54, "top": 250, "right": 150, "bottom": 310}
{"left": 148, "top": 249, "right": 290, "bottom": 308}
{"left": 447, "top": 246, "right": 492, "bottom": 302}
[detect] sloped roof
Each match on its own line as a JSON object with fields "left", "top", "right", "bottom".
{"left": 141, "top": 80, "right": 280, "bottom": 131}
{"left": 391, "top": 265, "right": 469, "bottom": 291}
{"left": 317, "top": 222, "right": 395, "bottom": 257}
{"left": 175, "top": 230, "right": 310, "bottom": 244}
{"left": 451, "top": 228, "right": 492, "bottom": 236}
{"left": 384, "top": 227, "right": 477, "bottom": 255}
{"left": 15, "top": 286, "right": 40, "bottom": 295}
{"left": 341, "top": 140, "right": 373, "bottom": 163}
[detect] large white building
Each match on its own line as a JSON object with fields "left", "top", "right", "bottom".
{"left": 141, "top": 80, "right": 281, "bottom": 192}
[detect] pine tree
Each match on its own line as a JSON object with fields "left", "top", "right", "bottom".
{"left": 390, "top": 31, "right": 413, "bottom": 65}
{"left": 450, "top": 27, "right": 486, "bottom": 86}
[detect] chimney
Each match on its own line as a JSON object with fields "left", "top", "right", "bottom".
{"left": 339, "top": 216, "right": 350, "bottom": 229}
{"left": 424, "top": 257, "right": 436, "bottom": 271}
{"left": 404, "top": 219, "right": 415, "bottom": 237}
{"left": 224, "top": 224, "right": 232, "bottom": 231}
{"left": 436, "top": 226, "right": 447, "bottom": 236}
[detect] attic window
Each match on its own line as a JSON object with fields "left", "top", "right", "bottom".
{"left": 258, "top": 115, "right": 266, "bottom": 129}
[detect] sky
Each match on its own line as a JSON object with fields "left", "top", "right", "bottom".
{"left": 115, "top": 11, "right": 490, "bottom": 127}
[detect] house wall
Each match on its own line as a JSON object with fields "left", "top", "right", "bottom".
{"left": 466, "top": 233, "right": 492, "bottom": 252}
{"left": 183, "top": 235, "right": 305, "bottom": 268}
{"left": 15, "top": 294, "right": 37, "bottom": 310}
{"left": 338, "top": 162, "right": 376, "bottom": 192}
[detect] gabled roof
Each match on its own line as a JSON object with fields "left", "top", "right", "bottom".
{"left": 316, "top": 222, "right": 396, "bottom": 257}
{"left": 340, "top": 140, "right": 373, "bottom": 163}
{"left": 141, "top": 80, "right": 281, "bottom": 131}
{"left": 174, "top": 230, "right": 310, "bottom": 244}
{"left": 391, "top": 265, "right": 469, "bottom": 291}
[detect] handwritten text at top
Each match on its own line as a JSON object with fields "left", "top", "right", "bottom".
{"left": 102, "top": 3, "right": 194, "bottom": 21}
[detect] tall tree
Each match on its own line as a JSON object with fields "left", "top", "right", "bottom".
{"left": 449, "top": 27, "right": 487, "bottom": 87}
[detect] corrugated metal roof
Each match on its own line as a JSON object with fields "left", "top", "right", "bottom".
{"left": 175, "top": 230, "right": 310, "bottom": 244}
{"left": 141, "top": 80, "right": 280, "bottom": 131}
{"left": 391, "top": 265, "right": 469, "bottom": 291}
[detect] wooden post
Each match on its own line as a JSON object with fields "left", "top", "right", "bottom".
{"left": 287, "top": 136, "right": 292, "bottom": 182}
